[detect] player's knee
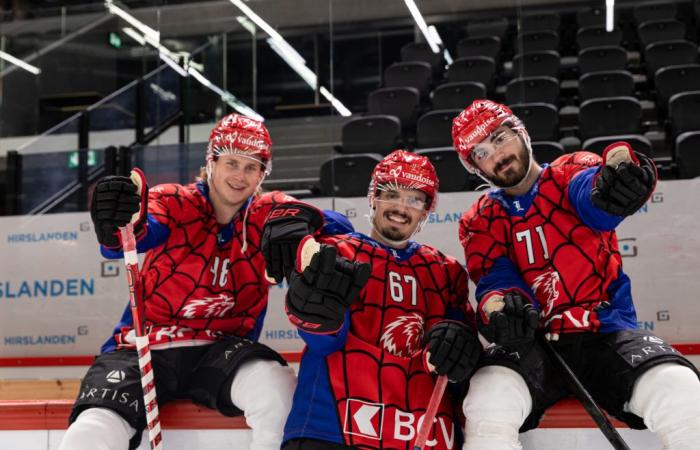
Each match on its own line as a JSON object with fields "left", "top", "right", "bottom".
{"left": 58, "top": 407, "right": 135, "bottom": 450}
{"left": 628, "top": 362, "right": 700, "bottom": 435}
{"left": 462, "top": 366, "right": 530, "bottom": 449}
{"left": 463, "top": 365, "right": 532, "bottom": 426}
{"left": 231, "top": 359, "right": 296, "bottom": 414}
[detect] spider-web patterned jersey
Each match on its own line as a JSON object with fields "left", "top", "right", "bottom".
{"left": 101, "top": 181, "right": 300, "bottom": 351}
{"left": 284, "top": 233, "right": 475, "bottom": 450}
{"left": 459, "top": 152, "right": 639, "bottom": 336}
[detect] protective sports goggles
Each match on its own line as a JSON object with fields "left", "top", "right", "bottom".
{"left": 374, "top": 190, "right": 428, "bottom": 211}
{"left": 471, "top": 129, "right": 519, "bottom": 163}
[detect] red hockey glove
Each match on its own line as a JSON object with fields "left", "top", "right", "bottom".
{"left": 285, "top": 243, "right": 370, "bottom": 334}
{"left": 90, "top": 168, "right": 147, "bottom": 248}
{"left": 423, "top": 320, "right": 482, "bottom": 383}
{"left": 262, "top": 203, "right": 324, "bottom": 283}
{"left": 591, "top": 142, "right": 657, "bottom": 217}
{"left": 478, "top": 291, "right": 539, "bottom": 346}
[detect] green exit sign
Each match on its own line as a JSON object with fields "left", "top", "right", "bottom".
{"left": 109, "top": 32, "right": 122, "bottom": 49}
{"left": 68, "top": 150, "right": 97, "bottom": 169}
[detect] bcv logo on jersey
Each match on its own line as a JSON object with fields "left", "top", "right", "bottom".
{"left": 343, "top": 398, "right": 455, "bottom": 448}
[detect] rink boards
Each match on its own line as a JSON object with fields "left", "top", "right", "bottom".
{"left": 1, "top": 179, "right": 700, "bottom": 449}
{"left": 1, "top": 179, "right": 700, "bottom": 360}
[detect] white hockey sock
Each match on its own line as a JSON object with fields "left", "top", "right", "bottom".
{"left": 229, "top": 359, "right": 297, "bottom": 450}
{"left": 626, "top": 363, "right": 700, "bottom": 450}
{"left": 462, "top": 365, "right": 532, "bottom": 450}
{"left": 57, "top": 407, "right": 136, "bottom": 450}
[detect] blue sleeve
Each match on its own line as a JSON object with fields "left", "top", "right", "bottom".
{"left": 567, "top": 167, "right": 624, "bottom": 232}
{"left": 245, "top": 305, "right": 268, "bottom": 342}
{"left": 99, "top": 214, "right": 171, "bottom": 259}
{"left": 100, "top": 302, "right": 132, "bottom": 354}
{"left": 297, "top": 311, "right": 350, "bottom": 356}
{"left": 475, "top": 256, "right": 537, "bottom": 306}
{"left": 321, "top": 210, "right": 355, "bottom": 235}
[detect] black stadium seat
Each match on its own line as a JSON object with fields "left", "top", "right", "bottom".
{"left": 634, "top": 2, "right": 677, "bottom": 25}
{"left": 513, "top": 51, "right": 561, "bottom": 78}
{"left": 510, "top": 103, "right": 559, "bottom": 141}
{"left": 579, "top": 70, "right": 634, "bottom": 101}
{"left": 644, "top": 40, "right": 698, "bottom": 78}
{"left": 466, "top": 17, "right": 509, "bottom": 40}
{"left": 400, "top": 42, "right": 444, "bottom": 76}
{"left": 582, "top": 135, "right": 653, "bottom": 158}
{"left": 456, "top": 36, "right": 501, "bottom": 60}
{"left": 532, "top": 141, "right": 565, "bottom": 164}
{"left": 367, "top": 87, "right": 420, "bottom": 130}
{"left": 516, "top": 30, "right": 560, "bottom": 53}
{"left": 577, "top": 7, "right": 606, "bottom": 28}
{"left": 340, "top": 115, "right": 401, "bottom": 155}
{"left": 416, "top": 109, "right": 460, "bottom": 149}
{"left": 638, "top": 19, "right": 686, "bottom": 48}
{"left": 655, "top": 64, "right": 700, "bottom": 108}
{"left": 446, "top": 57, "right": 496, "bottom": 90}
{"left": 432, "top": 82, "right": 486, "bottom": 110}
{"left": 415, "top": 148, "right": 477, "bottom": 192}
{"left": 675, "top": 131, "right": 700, "bottom": 178}
{"left": 577, "top": 26, "right": 623, "bottom": 50}
{"left": 506, "top": 76, "right": 560, "bottom": 105}
{"left": 521, "top": 12, "right": 560, "bottom": 32}
{"left": 578, "top": 45, "right": 627, "bottom": 74}
{"left": 384, "top": 62, "right": 432, "bottom": 97}
{"left": 579, "top": 97, "right": 642, "bottom": 141}
{"left": 319, "top": 154, "right": 383, "bottom": 197}
{"left": 668, "top": 91, "right": 700, "bottom": 137}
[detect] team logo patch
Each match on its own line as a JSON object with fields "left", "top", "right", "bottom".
{"left": 380, "top": 313, "right": 424, "bottom": 357}
{"left": 105, "top": 370, "right": 126, "bottom": 384}
{"left": 532, "top": 269, "right": 562, "bottom": 316}
{"left": 344, "top": 399, "right": 384, "bottom": 440}
{"left": 181, "top": 293, "right": 236, "bottom": 318}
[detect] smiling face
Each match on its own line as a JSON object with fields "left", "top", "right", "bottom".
{"left": 471, "top": 125, "right": 531, "bottom": 188}
{"left": 208, "top": 153, "right": 264, "bottom": 214}
{"left": 371, "top": 187, "right": 428, "bottom": 246}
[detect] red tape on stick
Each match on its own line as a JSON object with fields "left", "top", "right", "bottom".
{"left": 413, "top": 374, "right": 448, "bottom": 450}
{"left": 120, "top": 222, "right": 164, "bottom": 450}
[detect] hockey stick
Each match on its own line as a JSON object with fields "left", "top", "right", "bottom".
{"left": 540, "top": 337, "right": 630, "bottom": 450}
{"left": 413, "top": 374, "right": 448, "bottom": 450}
{"left": 120, "top": 221, "right": 164, "bottom": 450}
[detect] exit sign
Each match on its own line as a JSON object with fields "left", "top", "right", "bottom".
{"left": 109, "top": 32, "right": 122, "bottom": 49}
{"left": 68, "top": 150, "right": 97, "bottom": 169}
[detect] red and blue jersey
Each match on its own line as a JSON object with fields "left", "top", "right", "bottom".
{"left": 460, "top": 152, "right": 638, "bottom": 336}
{"left": 284, "top": 233, "right": 475, "bottom": 449}
{"left": 101, "top": 181, "right": 300, "bottom": 351}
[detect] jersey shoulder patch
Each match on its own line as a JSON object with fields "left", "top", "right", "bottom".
{"left": 549, "top": 151, "right": 601, "bottom": 184}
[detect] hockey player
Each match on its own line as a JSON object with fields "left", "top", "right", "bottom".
{"left": 59, "top": 113, "right": 325, "bottom": 450}
{"left": 281, "top": 150, "right": 482, "bottom": 450}
{"left": 451, "top": 99, "right": 700, "bottom": 450}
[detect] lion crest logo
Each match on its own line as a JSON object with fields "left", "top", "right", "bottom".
{"left": 380, "top": 313, "right": 425, "bottom": 357}
{"left": 181, "top": 293, "right": 236, "bottom": 319}
{"left": 531, "top": 270, "right": 561, "bottom": 316}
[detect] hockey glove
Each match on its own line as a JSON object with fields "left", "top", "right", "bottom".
{"left": 286, "top": 244, "right": 370, "bottom": 334}
{"left": 424, "top": 321, "right": 482, "bottom": 383}
{"left": 262, "top": 203, "right": 324, "bottom": 283}
{"left": 478, "top": 291, "right": 539, "bottom": 346}
{"left": 591, "top": 142, "right": 657, "bottom": 217}
{"left": 90, "top": 169, "right": 148, "bottom": 248}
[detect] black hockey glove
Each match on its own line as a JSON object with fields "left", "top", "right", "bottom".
{"left": 286, "top": 244, "right": 370, "bottom": 334}
{"left": 591, "top": 147, "right": 656, "bottom": 217}
{"left": 90, "top": 170, "right": 147, "bottom": 248}
{"left": 478, "top": 292, "right": 539, "bottom": 347}
{"left": 424, "top": 321, "right": 482, "bottom": 383}
{"left": 262, "top": 203, "right": 324, "bottom": 283}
